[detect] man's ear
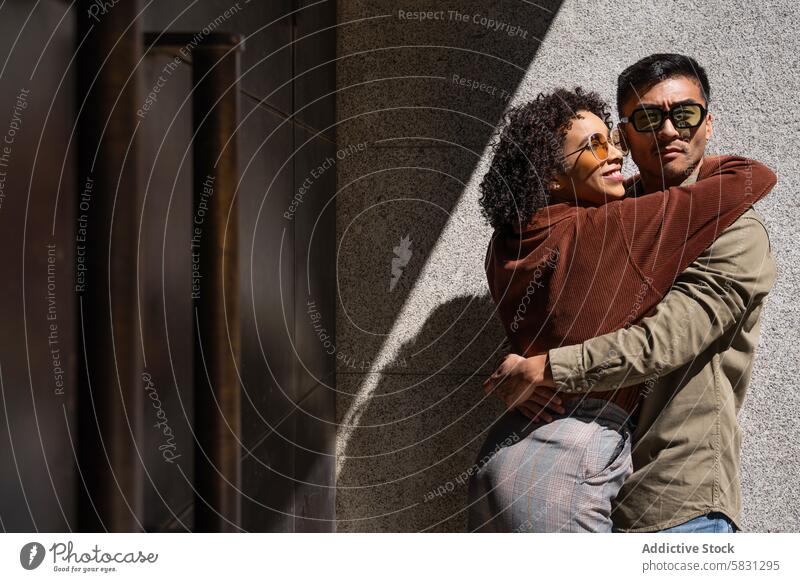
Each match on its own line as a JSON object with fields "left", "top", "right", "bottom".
{"left": 705, "top": 112, "right": 713, "bottom": 141}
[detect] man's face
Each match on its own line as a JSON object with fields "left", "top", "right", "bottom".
{"left": 620, "top": 76, "right": 713, "bottom": 188}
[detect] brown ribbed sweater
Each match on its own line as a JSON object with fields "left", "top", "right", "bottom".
{"left": 486, "top": 156, "right": 776, "bottom": 413}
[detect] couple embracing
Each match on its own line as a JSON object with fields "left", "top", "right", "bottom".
{"left": 469, "top": 53, "right": 776, "bottom": 533}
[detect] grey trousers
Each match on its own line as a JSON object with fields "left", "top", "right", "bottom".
{"left": 468, "top": 398, "right": 633, "bottom": 532}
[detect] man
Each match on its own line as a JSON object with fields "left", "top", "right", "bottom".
{"left": 486, "top": 54, "right": 776, "bottom": 532}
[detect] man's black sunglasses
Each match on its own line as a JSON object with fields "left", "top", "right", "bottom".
{"left": 620, "top": 103, "right": 708, "bottom": 133}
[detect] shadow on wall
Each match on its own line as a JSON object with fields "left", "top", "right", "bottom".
{"left": 336, "top": 0, "right": 566, "bottom": 373}
{"left": 337, "top": 293, "right": 509, "bottom": 532}
{"left": 335, "top": 0, "right": 565, "bottom": 530}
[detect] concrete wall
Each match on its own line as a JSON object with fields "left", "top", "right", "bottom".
{"left": 334, "top": 0, "right": 800, "bottom": 532}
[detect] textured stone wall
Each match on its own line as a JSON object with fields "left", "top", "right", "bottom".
{"left": 335, "top": 0, "right": 799, "bottom": 532}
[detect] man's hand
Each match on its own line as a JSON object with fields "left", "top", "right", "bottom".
{"left": 483, "top": 353, "right": 563, "bottom": 422}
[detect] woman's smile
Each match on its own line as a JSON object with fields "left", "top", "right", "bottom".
{"left": 601, "top": 165, "right": 625, "bottom": 182}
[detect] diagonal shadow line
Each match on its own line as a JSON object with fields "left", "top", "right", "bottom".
{"left": 333, "top": 0, "right": 565, "bottom": 384}
{"left": 332, "top": 0, "right": 566, "bottom": 530}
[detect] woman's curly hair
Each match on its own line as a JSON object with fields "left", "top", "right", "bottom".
{"left": 479, "top": 87, "right": 612, "bottom": 231}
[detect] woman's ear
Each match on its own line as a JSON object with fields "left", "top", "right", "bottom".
{"left": 548, "top": 177, "right": 565, "bottom": 193}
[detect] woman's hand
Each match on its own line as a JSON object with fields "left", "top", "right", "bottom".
{"left": 483, "top": 353, "right": 564, "bottom": 422}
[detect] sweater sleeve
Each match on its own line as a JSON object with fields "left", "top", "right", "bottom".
{"left": 615, "top": 156, "right": 776, "bottom": 285}
{"left": 548, "top": 212, "right": 776, "bottom": 393}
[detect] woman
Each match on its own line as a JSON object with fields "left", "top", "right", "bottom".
{"left": 467, "top": 87, "right": 775, "bottom": 532}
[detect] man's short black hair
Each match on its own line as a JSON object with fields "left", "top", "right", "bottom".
{"left": 616, "top": 53, "right": 711, "bottom": 113}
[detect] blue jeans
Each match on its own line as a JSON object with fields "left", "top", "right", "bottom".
{"left": 659, "top": 512, "right": 737, "bottom": 533}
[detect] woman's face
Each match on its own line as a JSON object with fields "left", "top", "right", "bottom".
{"left": 551, "top": 110, "right": 626, "bottom": 205}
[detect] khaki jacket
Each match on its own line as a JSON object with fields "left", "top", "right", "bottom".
{"left": 549, "top": 188, "right": 776, "bottom": 531}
